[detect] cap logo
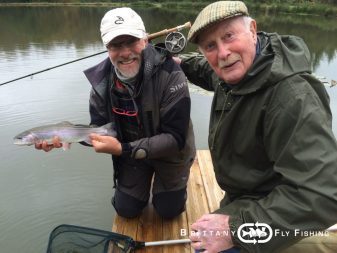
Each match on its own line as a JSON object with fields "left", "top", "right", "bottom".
{"left": 114, "top": 16, "right": 124, "bottom": 25}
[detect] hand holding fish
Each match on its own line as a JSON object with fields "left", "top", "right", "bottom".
{"left": 90, "top": 134, "right": 122, "bottom": 156}
{"left": 14, "top": 122, "right": 116, "bottom": 152}
{"left": 35, "top": 136, "right": 64, "bottom": 152}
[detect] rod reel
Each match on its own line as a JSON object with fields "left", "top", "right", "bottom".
{"left": 164, "top": 32, "right": 187, "bottom": 54}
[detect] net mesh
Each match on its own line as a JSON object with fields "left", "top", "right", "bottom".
{"left": 46, "top": 224, "right": 140, "bottom": 253}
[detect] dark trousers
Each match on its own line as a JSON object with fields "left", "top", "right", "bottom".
{"left": 112, "top": 157, "right": 191, "bottom": 219}
{"left": 112, "top": 187, "right": 187, "bottom": 219}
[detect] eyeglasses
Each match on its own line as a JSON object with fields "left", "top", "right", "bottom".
{"left": 112, "top": 107, "right": 138, "bottom": 117}
{"left": 107, "top": 37, "right": 141, "bottom": 51}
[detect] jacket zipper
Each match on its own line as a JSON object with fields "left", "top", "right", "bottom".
{"left": 210, "top": 89, "right": 232, "bottom": 151}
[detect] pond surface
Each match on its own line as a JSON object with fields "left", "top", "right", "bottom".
{"left": 0, "top": 6, "right": 336, "bottom": 253}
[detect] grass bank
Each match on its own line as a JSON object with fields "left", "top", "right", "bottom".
{"left": 0, "top": 1, "right": 336, "bottom": 17}
{"left": 157, "top": 1, "right": 337, "bottom": 17}
{"left": 247, "top": 1, "right": 337, "bottom": 17}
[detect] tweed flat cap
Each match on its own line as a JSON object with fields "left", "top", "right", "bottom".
{"left": 188, "top": 1, "right": 249, "bottom": 43}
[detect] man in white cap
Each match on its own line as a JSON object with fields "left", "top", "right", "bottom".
{"left": 176, "top": 1, "right": 337, "bottom": 253}
{"left": 37, "top": 7, "right": 196, "bottom": 219}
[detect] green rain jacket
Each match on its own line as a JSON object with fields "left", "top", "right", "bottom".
{"left": 181, "top": 32, "right": 337, "bottom": 252}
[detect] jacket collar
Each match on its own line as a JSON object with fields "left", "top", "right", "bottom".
{"left": 229, "top": 32, "right": 311, "bottom": 96}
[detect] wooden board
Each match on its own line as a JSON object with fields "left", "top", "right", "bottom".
{"left": 112, "top": 150, "right": 225, "bottom": 253}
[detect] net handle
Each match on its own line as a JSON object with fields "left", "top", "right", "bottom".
{"left": 144, "top": 238, "right": 191, "bottom": 247}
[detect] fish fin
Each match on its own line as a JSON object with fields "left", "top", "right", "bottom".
{"left": 74, "top": 124, "right": 91, "bottom": 128}
{"left": 100, "top": 122, "right": 117, "bottom": 137}
{"left": 83, "top": 137, "right": 93, "bottom": 145}
{"left": 62, "top": 143, "right": 71, "bottom": 151}
{"left": 59, "top": 121, "right": 74, "bottom": 126}
{"left": 79, "top": 141, "right": 93, "bottom": 147}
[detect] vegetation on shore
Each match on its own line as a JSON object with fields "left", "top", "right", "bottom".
{"left": 0, "top": 1, "right": 336, "bottom": 17}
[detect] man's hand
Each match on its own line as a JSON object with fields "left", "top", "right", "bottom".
{"left": 190, "top": 214, "right": 234, "bottom": 253}
{"left": 90, "top": 134, "right": 122, "bottom": 155}
{"left": 35, "top": 136, "right": 63, "bottom": 152}
{"left": 172, "top": 56, "right": 182, "bottom": 65}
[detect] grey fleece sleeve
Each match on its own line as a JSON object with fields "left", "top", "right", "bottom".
{"left": 181, "top": 54, "right": 220, "bottom": 91}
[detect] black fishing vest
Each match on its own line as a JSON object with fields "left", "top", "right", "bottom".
{"left": 109, "top": 77, "right": 144, "bottom": 143}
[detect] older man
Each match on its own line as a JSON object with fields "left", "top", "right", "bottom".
{"left": 37, "top": 7, "right": 196, "bottom": 219}
{"left": 178, "top": 1, "right": 337, "bottom": 253}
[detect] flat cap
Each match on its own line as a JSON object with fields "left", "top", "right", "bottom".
{"left": 188, "top": 1, "right": 249, "bottom": 43}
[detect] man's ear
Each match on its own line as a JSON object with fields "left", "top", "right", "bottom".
{"left": 143, "top": 36, "right": 149, "bottom": 46}
{"left": 250, "top": 19, "right": 257, "bottom": 43}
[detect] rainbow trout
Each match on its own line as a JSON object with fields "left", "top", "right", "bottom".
{"left": 13, "top": 122, "right": 116, "bottom": 146}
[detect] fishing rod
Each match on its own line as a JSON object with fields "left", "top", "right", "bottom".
{"left": 0, "top": 51, "right": 107, "bottom": 86}
{"left": 0, "top": 21, "right": 191, "bottom": 87}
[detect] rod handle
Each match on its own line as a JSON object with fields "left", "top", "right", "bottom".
{"left": 147, "top": 21, "right": 191, "bottom": 40}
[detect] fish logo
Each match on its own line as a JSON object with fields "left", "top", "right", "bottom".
{"left": 114, "top": 16, "right": 124, "bottom": 25}
{"left": 238, "top": 222, "right": 273, "bottom": 244}
{"left": 242, "top": 227, "right": 268, "bottom": 238}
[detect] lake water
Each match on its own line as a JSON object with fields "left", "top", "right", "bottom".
{"left": 0, "top": 6, "right": 336, "bottom": 253}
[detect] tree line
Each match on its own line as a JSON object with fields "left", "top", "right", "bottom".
{"left": 0, "top": 0, "right": 336, "bottom": 17}
{"left": 0, "top": 0, "right": 336, "bottom": 4}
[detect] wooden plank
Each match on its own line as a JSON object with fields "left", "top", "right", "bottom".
{"left": 186, "top": 157, "right": 210, "bottom": 221}
{"left": 136, "top": 203, "right": 163, "bottom": 253}
{"left": 112, "top": 150, "right": 222, "bottom": 253}
{"left": 110, "top": 215, "right": 140, "bottom": 253}
{"left": 112, "top": 215, "right": 139, "bottom": 239}
{"left": 162, "top": 212, "right": 190, "bottom": 253}
{"left": 197, "top": 150, "right": 225, "bottom": 212}
{"left": 184, "top": 156, "right": 212, "bottom": 253}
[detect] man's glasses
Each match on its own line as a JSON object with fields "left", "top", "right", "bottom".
{"left": 107, "top": 37, "right": 140, "bottom": 51}
{"left": 112, "top": 107, "right": 138, "bottom": 117}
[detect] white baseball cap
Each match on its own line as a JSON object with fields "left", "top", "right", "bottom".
{"left": 100, "top": 7, "right": 146, "bottom": 46}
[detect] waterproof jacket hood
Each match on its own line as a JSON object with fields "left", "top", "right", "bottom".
{"left": 230, "top": 32, "right": 312, "bottom": 95}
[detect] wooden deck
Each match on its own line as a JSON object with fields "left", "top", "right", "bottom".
{"left": 112, "top": 150, "right": 224, "bottom": 253}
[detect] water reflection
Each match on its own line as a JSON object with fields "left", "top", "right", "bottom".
{"left": 0, "top": 7, "right": 104, "bottom": 48}
{"left": 254, "top": 12, "right": 337, "bottom": 71}
{"left": 0, "top": 7, "right": 336, "bottom": 80}
{"left": 0, "top": 6, "right": 336, "bottom": 253}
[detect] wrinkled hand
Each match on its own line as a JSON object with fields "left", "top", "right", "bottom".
{"left": 35, "top": 136, "right": 63, "bottom": 152}
{"left": 190, "top": 214, "right": 234, "bottom": 253}
{"left": 90, "top": 134, "right": 122, "bottom": 155}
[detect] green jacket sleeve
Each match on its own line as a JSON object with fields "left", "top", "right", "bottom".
{"left": 181, "top": 54, "right": 221, "bottom": 91}
{"left": 214, "top": 76, "right": 337, "bottom": 253}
